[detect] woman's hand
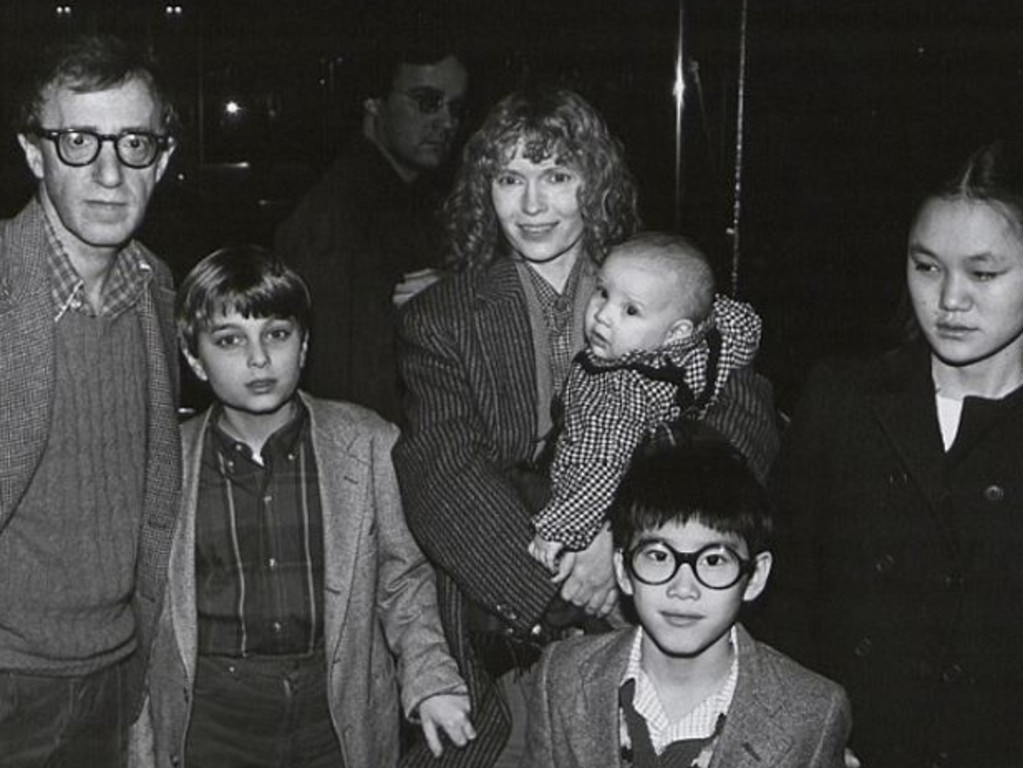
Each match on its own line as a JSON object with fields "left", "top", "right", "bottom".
{"left": 558, "top": 526, "right": 618, "bottom": 617}
{"left": 418, "top": 692, "right": 476, "bottom": 757}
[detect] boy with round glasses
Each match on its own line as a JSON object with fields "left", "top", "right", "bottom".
{"left": 522, "top": 428, "right": 852, "bottom": 768}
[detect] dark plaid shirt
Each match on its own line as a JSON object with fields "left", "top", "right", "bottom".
{"left": 195, "top": 402, "right": 325, "bottom": 656}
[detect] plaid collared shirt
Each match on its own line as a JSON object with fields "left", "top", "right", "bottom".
{"left": 524, "top": 255, "right": 585, "bottom": 397}
{"left": 621, "top": 626, "right": 738, "bottom": 758}
{"left": 42, "top": 212, "right": 153, "bottom": 322}
{"left": 195, "top": 402, "right": 325, "bottom": 657}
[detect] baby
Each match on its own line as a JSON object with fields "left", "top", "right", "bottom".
{"left": 528, "top": 231, "right": 762, "bottom": 578}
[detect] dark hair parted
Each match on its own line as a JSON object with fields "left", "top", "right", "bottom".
{"left": 610, "top": 422, "right": 773, "bottom": 556}
{"left": 16, "top": 33, "right": 177, "bottom": 134}
{"left": 444, "top": 87, "right": 641, "bottom": 271}
{"left": 177, "top": 246, "right": 312, "bottom": 358}
{"left": 930, "top": 139, "right": 1023, "bottom": 230}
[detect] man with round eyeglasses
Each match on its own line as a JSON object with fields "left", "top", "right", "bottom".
{"left": 274, "top": 29, "right": 468, "bottom": 425}
{"left": 0, "top": 33, "right": 179, "bottom": 767}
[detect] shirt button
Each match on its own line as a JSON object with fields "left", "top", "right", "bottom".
{"left": 272, "top": 621, "right": 282, "bottom": 634}
{"left": 983, "top": 484, "right": 1005, "bottom": 502}
{"left": 268, "top": 557, "right": 277, "bottom": 570}
{"left": 287, "top": 453, "right": 296, "bottom": 462}
{"left": 263, "top": 494, "right": 273, "bottom": 504}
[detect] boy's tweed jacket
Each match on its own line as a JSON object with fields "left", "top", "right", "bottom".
{"left": 0, "top": 197, "right": 180, "bottom": 716}
{"left": 393, "top": 257, "right": 780, "bottom": 767}
{"left": 523, "top": 624, "right": 851, "bottom": 768}
{"left": 131, "top": 394, "right": 465, "bottom": 768}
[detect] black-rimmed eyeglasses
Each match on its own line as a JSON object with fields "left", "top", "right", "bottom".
{"left": 624, "top": 541, "right": 755, "bottom": 590}
{"left": 32, "top": 128, "right": 173, "bottom": 169}
{"left": 393, "top": 88, "right": 465, "bottom": 120}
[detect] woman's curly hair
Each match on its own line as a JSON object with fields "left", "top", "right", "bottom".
{"left": 444, "top": 87, "right": 641, "bottom": 271}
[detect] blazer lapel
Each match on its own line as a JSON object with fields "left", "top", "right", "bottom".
{"left": 710, "top": 627, "right": 793, "bottom": 768}
{"left": 305, "top": 395, "right": 368, "bottom": 657}
{"left": 576, "top": 630, "right": 635, "bottom": 763}
{"left": 0, "top": 201, "right": 56, "bottom": 527}
{"left": 868, "top": 346, "right": 947, "bottom": 511}
{"left": 472, "top": 261, "right": 539, "bottom": 452}
{"left": 172, "top": 412, "right": 210, "bottom": 684}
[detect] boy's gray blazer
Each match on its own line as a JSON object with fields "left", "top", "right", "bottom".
{"left": 523, "top": 624, "right": 851, "bottom": 768}
{"left": 132, "top": 393, "right": 465, "bottom": 768}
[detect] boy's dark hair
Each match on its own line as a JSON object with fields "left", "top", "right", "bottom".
{"left": 610, "top": 422, "right": 773, "bottom": 555}
{"left": 16, "top": 32, "right": 177, "bottom": 134}
{"left": 177, "top": 246, "right": 312, "bottom": 357}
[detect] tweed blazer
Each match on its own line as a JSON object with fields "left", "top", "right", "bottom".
{"left": 523, "top": 624, "right": 851, "bottom": 768}
{"left": 759, "top": 342, "right": 1023, "bottom": 767}
{"left": 132, "top": 394, "right": 465, "bottom": 768}
{"left": 393, "top": 258, "right": 781, "bottom": 767}
{"left": 0, "top": 197, "right": 180, "bottom": 714}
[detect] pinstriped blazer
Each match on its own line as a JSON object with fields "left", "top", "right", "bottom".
{"left": 0, "top": 198, "right": 181, "bottom": 715}
{"left": 523, "top": 625, "right": 851, "bottom": 768}
{"left": 394, "top": 258, "right": 781, "bottom": 767}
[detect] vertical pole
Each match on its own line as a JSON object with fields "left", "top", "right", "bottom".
{"left": 729, "top": 0, "right": 750, "bottom": 296}
{"left": 673, "top": 0, "right": 686, "bottom": 231}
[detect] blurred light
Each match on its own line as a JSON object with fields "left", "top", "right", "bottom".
{"left": 55, "top": 5, "right": 73, "bottom": 16}
{"left": 224, "top": 100, "right": 243, "bottom": 117}
{"left": 165, "top": 5, "right": 183, "bottom": 16}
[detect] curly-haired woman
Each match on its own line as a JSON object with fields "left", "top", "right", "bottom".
{"left": 393, "top": 88, "right": 778, "bottom": 767}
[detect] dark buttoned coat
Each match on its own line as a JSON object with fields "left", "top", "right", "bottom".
{"left": 763, "top": 342, "right": 1023, "bottom": 767}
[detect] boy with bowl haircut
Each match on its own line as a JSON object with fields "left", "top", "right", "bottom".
{"left": 133, "top": 246, "right": 474, "bottom": 767}
{"left": 522, "top": 427, "right": 851, "bottom": 768}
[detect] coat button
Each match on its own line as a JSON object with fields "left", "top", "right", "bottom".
{"left": 171, "top": 756, "right": 181, "bottom": 767}
{"left": 853, "top": 637, "right": 873, "bottom": 657}
{"left": 983, "top": 484, "right": 1005, "bottom": 502}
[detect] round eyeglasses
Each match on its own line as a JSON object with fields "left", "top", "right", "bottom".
{"left": 624, "top": 541, "right": 755, "bottom": 590}
{"left": 32, "top": 128, "right": 172, "bottom": 169}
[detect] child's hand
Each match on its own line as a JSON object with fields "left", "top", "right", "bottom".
{"left": 528, "top": 534, "right": 564, "bottom": 574}
{"left": 418, "top": 692, "right": 476, "bottom": 757}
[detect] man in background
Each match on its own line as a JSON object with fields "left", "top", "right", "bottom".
{"left": 275, "top": 33, "right": 468, "bottom": 424}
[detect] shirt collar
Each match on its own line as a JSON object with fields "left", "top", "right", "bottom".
{"left": 621, "top": 625, "right": 739, "bottom": 744}
{"left": 209, "top": 398, "right": 309, "bottom": 466}
{"left": 42, "top": 211, "right": 152, "bottom": 321}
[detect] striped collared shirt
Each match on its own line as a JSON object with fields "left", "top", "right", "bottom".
{"left": 41, "top": 210, "right": 152, "bottom": 322}
{"left": 620, "top": 626, "right": 739, "bottom": 756}
{"left": 195, "top": 402, "right": 325, "bottom": 657}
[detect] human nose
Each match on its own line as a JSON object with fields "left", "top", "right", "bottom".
{"left": 939, "top": 273, "right": 971, "bottom": 312}
{"left": 247, "top": 339, "right": 270, "bottom": 368}
{"left": 521, "top": 179, "right": 546, "bottom": 215}
{"left": 665, "top": 560, "right": 701, "bottom": 599}
{"left": 91, "top": 141, "right": 124, "bottom": 187}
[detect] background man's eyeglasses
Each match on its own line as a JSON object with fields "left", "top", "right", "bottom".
{"left": 393, "top": 88, "right": 465, "bottom": 121}
{"left": 32, "top": 128, "right": 172, "bottom": 169}
{"left": 624, "top": 541, "right": 755, "bottom": 589}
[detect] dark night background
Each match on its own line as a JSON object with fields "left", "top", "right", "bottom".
{"left": 2, "top": 0, "right": 1022, "bottom": 411}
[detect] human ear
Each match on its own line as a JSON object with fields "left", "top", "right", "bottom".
{"left": 613, "top": 549, "right": 635, "bottom": 597}
{"left": 17, "top": 134, "right": 45, "bottom": 181}
{"left": 153, "top": 136, "right": 177, "bottom": 184}
{"left": 665, "top": 317, "right": 695, "bottom": 344}
{"left": 741, "top": 551, "right": 773, "bottom": 603}
{"left": 183, "top": 349, "right": 208, "bottom": 382}
{"left": 299, "top": 332, "right": 309, "bottom": 370}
